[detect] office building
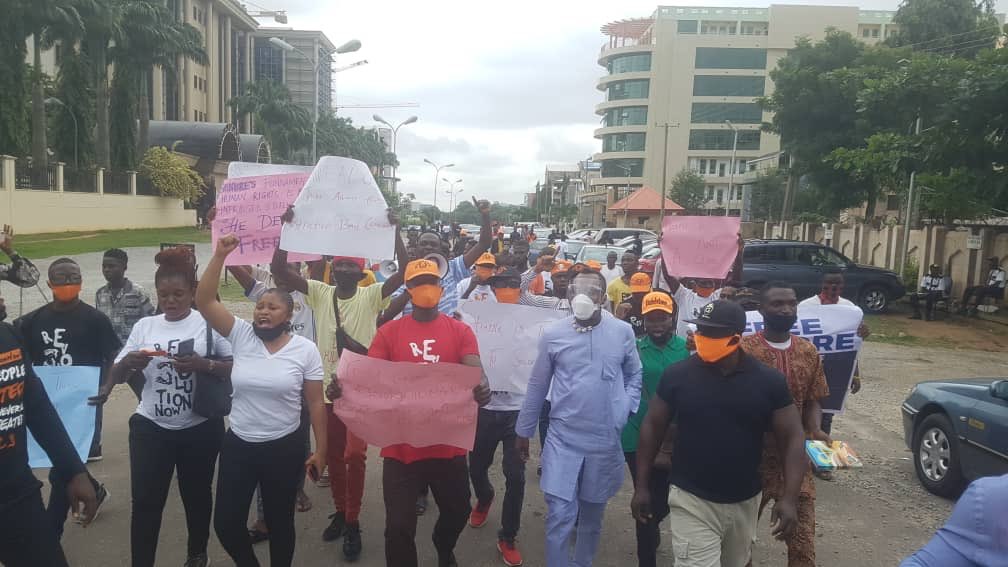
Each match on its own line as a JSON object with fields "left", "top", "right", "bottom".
{"left": 251, "top": 28, "right": 336, "bottom": 117}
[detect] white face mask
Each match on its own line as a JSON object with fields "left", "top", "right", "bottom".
{"left": 571, "top": 293, "right": 598, "bottom": 320}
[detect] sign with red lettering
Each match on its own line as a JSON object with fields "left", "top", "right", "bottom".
{"left": 661, "top": 216, "right": 741, "bottom": 279}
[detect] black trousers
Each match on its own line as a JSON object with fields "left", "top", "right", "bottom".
{"left": 129, "top": 414, "right": 223, "bottom": 567}
{"left": 214, "top": 429, "right": 304, "bottom": 567}
{"left": 963, "top": 284, "right": 1004, "bottom": 307}
{"left": 468, "top": 408, "right": 525, "bottom": 540}
{"left": 383, "top": 455, "right": 471, "bottom": 567}
{"left": 910, "top": 291, "right": 943, "bottom": 318}
{"left": 0, "top": 491, "right": 69, "bottom": 567}
{"left": 624, "top": 452, "right": 671, "bottom": 567}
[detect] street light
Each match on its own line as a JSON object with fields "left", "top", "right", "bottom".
{"left": 423, "top": 159, "right": 454, "bottom": 219}
{"left": 374, "top": 115, "right": 418, "bottom": 195}
{"left": 45, "top": 97, "right": 77, "bottom": 168}
{"left": 724, "top": 120, "right": 739, "bottom": 217}
{"left": 442, "top": 177, "right": 463, "bottom": 226}
{"left": 270, "top": 36, "right": 361, "bottom": 164}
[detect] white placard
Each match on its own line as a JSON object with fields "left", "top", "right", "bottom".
{"left": 279, "top": 156, "right": 395, "bottom": 259}
{"left": 227, "top": 162, "right": 314, "bottom": 179}
{"left": 966, "top": 235, "right": 982, "bottom": 250}
{"left": 458, "top": 300, "right": 567, "bottom": 394}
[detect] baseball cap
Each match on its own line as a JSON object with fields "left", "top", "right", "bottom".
{"left": 331, "top": 256, "right": 366, "bottom": 270}
{"left": 641, "top": 292, "right": 675, "bottom": 315}
{"left": 552, "top": 260, "right": 572, "bottom": 275}
{"left": 630, "top": 272, "right": 652, "bottom": 293}
{"left": 405, "top": 259, "right": 441, "bottom": 282}
{"left": 476, "top": 252, "right": 497, "bottom": 267}
{"left": 686, "top": 299, "right": 746, "bottom": 333}
{"left": 488, "top": 268, "right": 521, "bottom": 287}
{"left": 585, "top": 260, "right": 602, "bottom": 270}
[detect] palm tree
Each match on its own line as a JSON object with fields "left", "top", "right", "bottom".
{"left": 231, "top": 81, "right": 311, "bottom": 162}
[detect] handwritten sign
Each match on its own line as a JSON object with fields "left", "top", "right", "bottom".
{"left": 745, "top": 304, "right": 864, "bottom": 414}
{"left": 333, "top": 351, "right": 481, "bottom": 450}
{"left": 212, "top": 173, "right": 321, "bottom": 266}
{"left": 458, "top": 300, "right": 566, "bottom": 394}
{"left": 227, "top": 162, "right": 314, "bottom": 179}
{"left": 27, "top": 366, "right": 99, "bottom": 469}
{"left": 280, "top": 156, "right": 395, "bottom": 259}
{"left": 660, "top": 216, "right": 741, "bottom": 279}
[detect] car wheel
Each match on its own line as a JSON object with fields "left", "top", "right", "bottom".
{"left": 912, "top": 413, "right": 966, "bottom": 498}
{"left": 859, "top": 285, "right": 889, "bottom": 313}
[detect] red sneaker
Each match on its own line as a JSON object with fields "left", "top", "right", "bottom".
{"left": 468, "top": 498, "right": 493, "bottom": 528}
{"left": 497, "top": 538, "right": 523, "bottom": 566}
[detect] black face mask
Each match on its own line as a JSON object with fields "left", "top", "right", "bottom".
{"left": 763, "top": 312, "right": 797, "bottom": 333}
{"left": 332, "top": 273, "right": 360, "bottom": 287}
{"left": 253, "top": 322, "right": 289, "bottom": 341}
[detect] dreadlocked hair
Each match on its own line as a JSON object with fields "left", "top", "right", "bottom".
{"left": 154, "top": 246, "right": 198, "bottom": 289}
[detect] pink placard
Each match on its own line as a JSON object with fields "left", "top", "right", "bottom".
{"left": 211, "top": 173, "right": 320, "bottom": 266}
{"left": 660, "top": 216, "right": 741, "bottom": 279}
{"left": 333, "top": 351, "right": 481, "bottom": 451}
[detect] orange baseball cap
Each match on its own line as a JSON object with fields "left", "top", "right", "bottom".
{"left": 405, "top": 259, "right": 441, "bottom": 282}
{"left": 476, "top": 252, "right": 497, "bottom": 267}
{"left": 552, "top": 259, "right": 572, "bottom": 274}
{"left": 585, "top": 260, "right": 602, "bottom": 270}
{"left": 630, "top": 272, "right": 652, "bottom": 293}
{"left": 642, "top": 291, "right": 676, "bottom": 315}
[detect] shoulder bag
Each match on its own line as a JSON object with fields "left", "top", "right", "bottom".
{"left": 334, "top": 292, "right": 369, "bottom": 356}
{"left": 192, "top": 321, "right": 233, "bottom": 418}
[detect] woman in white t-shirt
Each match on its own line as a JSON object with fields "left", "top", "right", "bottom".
{"left": 196, "top": 235, "right": 326, "bottom": 567}
{"left": 104, "top": 246, "right": 234, "bottom": 567}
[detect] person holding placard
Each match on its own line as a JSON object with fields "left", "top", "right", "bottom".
{"left": 198, "top": 235, "right": 328, "bottom": 567}
{"left": 272, "top": 206, "right": 407, "bottom": 562}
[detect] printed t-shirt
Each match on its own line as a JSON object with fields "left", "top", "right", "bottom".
{"left": 368, "top": 313, "right": 480, "bottom": 463}
{"left": 607, "top": 277, "right": 632, "bottom": 309}
{"left": 456, "top": 277, "right": 497, "bottom": 303}
{"left": 247, "top": 281, "right": 315, "bottom": 341}
{"left": 16, "top": 302, "right": 122, "bottom": 367}
{"left": 116, "top": 310, "right": 232, "bottom": 430}
{"left": 226, "top": 317, "right": 323, "bottom": 442}
{"left": 799, "top": 295, "right": 856, "bottom": 307}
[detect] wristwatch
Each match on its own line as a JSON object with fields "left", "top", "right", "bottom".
{"left": 207, "top": 359, "right": 216, "bottom": 373}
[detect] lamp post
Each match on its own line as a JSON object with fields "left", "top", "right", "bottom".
{"left": 45, "top": 97, "right": 77, "bottom": 168}
{"left": 423, "top": 158, "right": 454, "bottom": 220}
{"left": 442, "top": 177, "right": 463, "bottom": 226}
{"left": 374, "top": 114, "right": 418, "bottom": 194}
{"left": 724, "top": 120, "right": 739, "bottom": 216}
{"left": 270, "top": 36, "right": 361, "bottom": 164}
{"left": 616, "top": 163, "right": 633, "bottom": 227}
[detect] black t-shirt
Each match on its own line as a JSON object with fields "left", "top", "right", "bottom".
{"left": 15, "top": 302, "right": 122, "bottom": 368}
{"left": 657, "top": 353, "right": 793, "bottom": 504}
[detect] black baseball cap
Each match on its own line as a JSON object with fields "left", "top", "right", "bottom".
{"left": 488, "top": 268, "right": 521, "bottom": 287}
{"left": 686, "top": 299, "right": 746, "bottom": 333}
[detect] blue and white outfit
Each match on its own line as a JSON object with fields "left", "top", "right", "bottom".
{"left": 516, "top": 315, "right": 642, "bottom": 567}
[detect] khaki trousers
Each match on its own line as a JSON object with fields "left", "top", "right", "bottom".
{"left": 666, "top": 486, "right": 761, "bottom": 567}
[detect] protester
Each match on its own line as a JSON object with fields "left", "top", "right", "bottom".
{"left": 331, "top": 257, "right": 490, "bottom": 567}
{"left": 526, "top": 248, "right": 557, "bottom": 296}
{"left": 599, "top": 251, "right": 624, "bottom": 287}
{"left": 630, "top": 233, "right": 644, "bottom": 257}
{"left": 961, "top": 257, "right": 1005, "bottom": 315}
{"left": 632, "top": 300, "right": 806, "bottom": 567}
{"left": 555, "top": 235, "right": 569, "bottom": 259}
{"left": 198, "top": 235, "right": 327, "bottom": 567}
{"left": 15, "top": 257, "right": 117, "bottom": 537}
{"left": 492, "top": 230, "right": 508, "bottom": 255}
{"left": 95, "top": 248, "right": 155, "bottom": 345}
{"left": 272, "top": 207, "right": 407, "bottom": 561}
{"left": 606, "top": 252, "right": 640, "bottom": 310}
{"left": 0, "top": 225, "right": 40, "bottom": 294}
{"left": 516, "top": 270, "right": 643, "bottom": 567}
{"left": 654, "top": 237, "right": 743, "bottom": 338}
{"left": 909, "top": 264, "right": 946, "bottom": 321}
{"left": 511, "top": 239, "right": 530, "bottom": 271}
{"left": 510, "top": 227, "right": 522, "bottom": 243}
{"left": 741, "top": 283, "right": 831, "bottom": 567}
{"left": 0, "top": 289, "right": 97, "bottom": 567}
{"left": 615, "top": 272, "right": 652, "bottom": 337}
{"left": 519, "top": 258, "right": 573, "bottom": 313}
{"left": 458, "top": 253, "right": 498, "bottom": 302}
{"left": 101, "top": 246, "right": 232, "bottom": 567}
{"left": 621, "top": 291, "right": 687, "bottom": 567}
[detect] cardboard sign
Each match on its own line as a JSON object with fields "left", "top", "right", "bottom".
{"left": 227, "top": 162, "right": 314, "bottom": 179}
{"left": 661, "top": 216, "right": 741, "bottom": 279}
{"left": 27, "top": 366, "right": 100, "bottom": 469}
{"left": 332, "top": 351, "right": 481, "bottom": 450}
{"left": 280, "top": 156, "right": 395, "bottom": 259}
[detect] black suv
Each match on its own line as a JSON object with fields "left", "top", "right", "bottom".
{"left": 741, "top": 240, "right": 905, "bottom": 313}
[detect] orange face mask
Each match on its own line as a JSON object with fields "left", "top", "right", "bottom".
{"left": 694, "top": 334, "right": 740, "bottom": 363}
{"left": 695, "top": 285, "right": 716, "bottom": 298}
{"left": 474, "top": 267, "right": 495, "bottom": 280}
{"left": 407, "top": 284, "right": 443, "bottom": 309}
{"left": 51, "top": 284, "right": 82, "bottom": 302}
{"left": 494, "top": 288, "right": 521, "bottom": 304}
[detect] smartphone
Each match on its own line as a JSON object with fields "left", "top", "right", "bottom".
{"left": 305, "top": 462, "right": 320, "bottom": 483}
{"left": 175, "top": 338, "right": 195, "bottom": 357}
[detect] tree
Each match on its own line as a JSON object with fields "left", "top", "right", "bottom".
{"left": 888, "top": 0, "right": 1001, "bottom": 58}
{"left": 0, "top": 1, "right": 32, "bottom": 156}
{"left": 231, "top": 80, "right": 311, "bottom": 162}
{"left": 140, "top": 146, "right": 204, "bottom": 200}
{"left": 747, "top": 168, "right": 787, "bottom": 222}
{"left": 50, "top": 47, "right": 94, "bottom": 168}
{"left": 669, "top": 168, "right": 706, "bottom": 214}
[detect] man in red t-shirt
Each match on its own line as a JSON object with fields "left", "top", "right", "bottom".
{"left": 342, "top": 258, "right": 491, "bottom": 567}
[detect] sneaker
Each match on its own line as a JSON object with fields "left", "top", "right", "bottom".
{"left": 469, "top": 497, "right": 493, "bottom": 528}
{"left": 497, "top": 539, "right": 524, "bottom": 566}
{"left": 814, "top": 469, "right": 835, "bottom": 481}
{"left": 322, "top": 511, "right": 346, "bottom": 542}
{"left": 86, "top": 451, "right": 103, "bottom": 463}
{"left": 343, "top": 522, "right": 362, "bottom": 561}
{"left": 88, "top": 484, "right": 110, "bottom": 523}
{"left": 183, "top": 552, "right": 209, "bottom": 567}
{"left": 316, "top": 468, "right": 330, "bottom": 488}
{"left": 438, "top": 552, "right": 458, "bottom": 567}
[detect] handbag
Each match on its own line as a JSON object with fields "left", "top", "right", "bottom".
{"left": 192, "top": 321, "right": 233, "bottom": 418}
{"left": 334, "top": 292, "right": 369, "bottom": 356}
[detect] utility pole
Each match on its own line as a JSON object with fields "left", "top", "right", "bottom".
{"left": 656, "top": 122, "right": 680, "bottom": 225}
{"left": 898, "top": 116, "right": 923, "bottom": 278}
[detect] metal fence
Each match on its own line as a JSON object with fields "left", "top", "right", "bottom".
{"left": 104, "top": 170, "right": 131, "bottom": 194}
{"left": 63, "top": 167, "right": 97, "bottom": 192}
{"left": 136, "top": 174, "right": 160, "bottom": 196}
{"left": 14, "top": 159, "right": 55, "bottom": 190}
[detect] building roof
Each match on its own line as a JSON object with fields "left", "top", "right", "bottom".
{"left": 600, "top": 18, "right": 654, "bottom": 38}
{"left": 608, "top": 187, "right": 684, "bottom": 212}
{"left": 147, "top": 121, "right": 241, "bottom": 162}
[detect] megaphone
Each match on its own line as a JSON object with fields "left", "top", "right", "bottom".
{"left": 377, "top": 260, "right": 398, "bottom": 279}
{"left": 423, "top": 253, "right": 449, "bottom": 278}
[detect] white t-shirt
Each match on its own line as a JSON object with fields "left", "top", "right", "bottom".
{"left": 673, "top": 285, "right": 722, "bottom": 339}
{"left": 247, "top": 281, "right": 315, "bottom": 342}
{"left": 226, "top": 317, "right": 324, "bottom": 442}
{"left": 988, "top": 268, "right": 1006, "bottom": 288}
{"left": 118, "top": 311, "right": 233, "bottom": 430}
{"left": 766, "top": 337, "right": 793, "bottom": 350}
{"left": 555, "top": 241, "right": 568, "bottom": 257}
{"left": 599, "top": 265, "right": 624, "bottom": 286}
{"left": 456, "top": 277, "right": 497, "bottom": 303}
{"left": 916, "top": 276, "right": 946, "bottom": 293}
{"left": 799, "top": 295, "right": 856, "bottom": 307}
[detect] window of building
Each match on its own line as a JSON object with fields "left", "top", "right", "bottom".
{"left": 701, "top": 21, "right": 737, "bottom": 35}
{"left": 688, "top": 129, "right": 761, "bottom": 150}
{"left": 716, "top": 189, "right": 724, "bottom": 203}
{"left": 699, "top": 159, "right": 707, "bottom": 174}
{"left": 718, "top": 163, "right": 726, "bottom": 177}
{"left": 608, "top": 54, "right": 651, "bottom": 74}
{"left": 253, "top": 38, "right": 284, "bottom": 84}
{"left": 603, "top": 133, "right": 646, "bottom": 152}
{"left": 692, "top": 75, "right": 765, "bottom": 97}
{"left": 677, "top": 19, "right": 698, "bottom": 34}
{"left": 690, "top": 102, "right": 762, "bottom": 124}
{"left": 608, "top": 79, "right": 649, "bottom": 101}
{"left": 601, "top": 159, "right": 644, "bottom": 178}
{"left": 695, "top": 47, "right": 767, "bottom": 69}
{"left": 604, "top": 106, "right": 648, "bottom": 127}
{"left": 886, "top": 194, "right": 901, "bottom": 210}
{"left": 638, "top": 217, "right": 648, "bottom": 225}
{"left": 861, "top": 27, "right": 870, "bottom": 37}
{"left": 872, "top": 28, "right": 880, "bottom": 38}
{"left": 706, "top": 186, "right": 714, "bottom": 199}
{"left": 740, "top": 22, "right": 769, "bottom": 36}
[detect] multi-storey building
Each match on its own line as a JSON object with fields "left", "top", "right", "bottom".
{"left": 251, "top": 28, "right": 336, "bottom": 118}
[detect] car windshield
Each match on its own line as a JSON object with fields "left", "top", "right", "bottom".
{"left": 578, "top": 246, "right": 627, "bottom": 262}
{"left": 565, "top": 241, "right": 586, "bottom": 255}
{"left": 811, "top": 247, "right": 850, "bottom": 267}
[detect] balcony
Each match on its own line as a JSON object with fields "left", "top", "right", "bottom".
{"left": 595, "top": 98, "right": 649, "bottom": 115}
{"left": 597, "top": 43, "right": 654, "bottom": 66}
{"left": 593, "top": 150, "right": 646, "bottom": 162}
{"left": 594, "top": 125, "right": 648, "bottom": 139}
{"left": 596, "top": 71, "right": 651, "bottom": 91}
{"left": 590, "top": 176, "right": 646, "bottom": 188}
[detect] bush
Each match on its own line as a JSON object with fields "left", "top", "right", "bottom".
{"left": 901, "top": 257, "right": 920, "bottom": 292}
{"left": 139, "top": 147, "right": 204, "bottom": 201}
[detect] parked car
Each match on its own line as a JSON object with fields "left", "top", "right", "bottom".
{"left": 527, "top": 239, "right": 551, "bottom": 264}
{"left": 576, "top": 245, "right": 628, "bottom": 264}
{"left": 638, "top": 246, "right": 662, "bottom": 274}
{"left": 563, "top": 240, "right": 587, "bottom": 260}
{"left": 902, "top": 378, "right": 1008, "bottom": 497}
{"left": 533, "top": 227, "right": 553, "bottom": 240}
{"left": 614, "top": 234, "right": 657, "bottom": 248}
{"left": 567, "top": 229, "right": 593, "bottom": 241}
{"left": 591, "top": 228, "right": 656, "bottom": 245}
{"left": 740, "top": 239, "right": 905, "bottom": 313}
{"left": 458, "top": 223, "right": 481, "bottom": 234}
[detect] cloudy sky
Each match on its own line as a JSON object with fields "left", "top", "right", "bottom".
{"left": 258, "top": 0, "right": 1003, "bottom": 206}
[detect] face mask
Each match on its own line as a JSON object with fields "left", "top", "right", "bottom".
{"left": 763, "top": 312, "right": 797, "bottom": 333}
{"left": 332, "top": 272, "right": 360, "bottom": 287}
{"left": 695, "top": 286, "right": 715, "bottom": 298}
{"left": 571, "top": 294, "right": 598, "bottom": 320}
{"left": 474, "top": 267, "right": 494, "bottom": 280}
{"left": 495, "top": 288, "right": 520, "bottom": 304}
{"left": 51, "top": 284, "right": 81, "bottom": 302}
{"left": 408, "top": 284, "right": 443, "bottom": 309}
{"left": 253, "top": 322, "right": 288, "bottom": 341}
{"left": 820, "top": 285, "right": 841, "bottom": 303}
{"left": 694, "top": 334, "right": 740, "bottom": 363}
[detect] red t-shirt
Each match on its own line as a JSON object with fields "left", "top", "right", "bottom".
{"left": 368, "top": 313, "right": 481, "bottom": 464}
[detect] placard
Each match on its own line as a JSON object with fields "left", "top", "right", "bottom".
{"left": 661, "top": 216, "right": 741, "bottom": 279}
{"left": 27, "top": 366, "right": 100, "bottom": 469}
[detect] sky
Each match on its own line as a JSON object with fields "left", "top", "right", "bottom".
{"left": 254, "top": 0, "right": 1007, "bottom": 207}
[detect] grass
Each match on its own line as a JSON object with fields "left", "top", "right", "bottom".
{"left": 15, "top": 227, "right": 210, "bottom": 259}
{"left": 218, "top": 276, "right": 248, "bottom": 303}
{"left": 864, "top": 310, "right": 1008, "bottom": 351}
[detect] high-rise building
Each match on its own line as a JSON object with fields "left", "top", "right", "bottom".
{"left": 251, "top": 28, "right": 336, "bottom": 118}
{"left": 593, "top": 5, "right": 897, "bottom": 216}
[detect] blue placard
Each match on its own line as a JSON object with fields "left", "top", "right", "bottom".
{"left": 27, "top": 366, "right": 100, "bottom": 469}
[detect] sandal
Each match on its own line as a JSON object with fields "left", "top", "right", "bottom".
{"left": 248, "top": 528, "right": 269, "bottom": 544}
{"left": 297, "top": 490, "right": 313, "bottom": 513}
